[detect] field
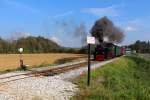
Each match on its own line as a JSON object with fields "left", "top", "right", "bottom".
{"left": 72, "top": 56, "right": 150, "bottom": 100}
{"left": 0, "top": 53, "right": 86, "bottom": 72}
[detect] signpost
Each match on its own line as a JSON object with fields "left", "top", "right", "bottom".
{"left": 87, "top": 36, "right": 95, "bottom": 86}
{"left": 18, "top": 48, "right": 24, "bottom": 69}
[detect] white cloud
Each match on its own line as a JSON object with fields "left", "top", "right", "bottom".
{"left": 124, "top": 26, "right": 137, "bottom": 32}
{"left": 82, "top": 5, "right": 119, "bottom": 17}
{"left": 49, "top": 36, "right": 61, "bottom": 45}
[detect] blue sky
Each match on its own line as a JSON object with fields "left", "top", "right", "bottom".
{"left": 0, "top": 0, "right": 150, "bottom": 47}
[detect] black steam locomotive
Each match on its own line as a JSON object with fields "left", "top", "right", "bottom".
{"left": 93, "top": 42, "right": 125, "bottom": 61}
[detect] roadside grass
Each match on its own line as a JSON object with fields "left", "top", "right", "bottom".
{"left": 72, "top": 56, "right": 150, "bottom": 100}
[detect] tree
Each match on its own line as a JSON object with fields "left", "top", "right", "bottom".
{"left": 0, "top": 36, "right": 81, "bottom": 54}
{"left": 129, "top": 40, "right": 150, "bottom": 53}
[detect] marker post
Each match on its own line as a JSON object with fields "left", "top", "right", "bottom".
{"left": 18, "top": 48, "right": 24, "bottom": 69}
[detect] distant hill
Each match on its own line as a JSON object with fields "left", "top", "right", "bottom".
{"left": 12, "top": 36, "right": 61, "bottom": 53}
{"left": 0, "top": 36, "right": 83, "bottom": 54}
{"left": 0, "top": 36, "right": 60, "bottom": 53}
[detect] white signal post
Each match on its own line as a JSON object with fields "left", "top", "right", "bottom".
{"left": 18, "top": 48, "right": 24, "bottom": 69}
{"left": 87, "top": 36, "right": 95, "bottom": 86}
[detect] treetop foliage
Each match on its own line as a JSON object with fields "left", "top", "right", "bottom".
{"left": 0, "top": 36, "right": 81, "bottom": 54}
{"left": 128, "top": 40, "right": 150, "bottom": 53}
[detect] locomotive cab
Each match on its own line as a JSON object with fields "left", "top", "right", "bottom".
{"left": 94, "top": 44, "right": 105, "bottom": 61}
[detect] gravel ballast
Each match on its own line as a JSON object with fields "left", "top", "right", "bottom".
{"left": 0, "top": 59, "right": 116, "bottom": 100}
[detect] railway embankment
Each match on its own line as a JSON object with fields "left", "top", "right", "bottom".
{"left": 72, "top": 56, "right": 150, "bottom": 100}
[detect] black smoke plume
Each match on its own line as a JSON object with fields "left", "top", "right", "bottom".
{"left": 54, "top": 19, "right": 87, "bottom": 46}
{"left": 91, "top": 16, "right": 124, "bottom": 43}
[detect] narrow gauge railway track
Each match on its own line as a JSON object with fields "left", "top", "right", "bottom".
{"left": 0, "top": 61, "right": 94, "bottom": 85}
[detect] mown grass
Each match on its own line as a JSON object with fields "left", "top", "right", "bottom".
{"left": 72, "top": 56, "right": 150, "bottom": 100}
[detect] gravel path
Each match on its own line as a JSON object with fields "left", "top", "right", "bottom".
{"left": 0, "top": 58, "right": 117, "bottom": 100}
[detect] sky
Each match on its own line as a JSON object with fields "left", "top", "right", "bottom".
{"left": 0, "top": 0, "right": 150, "bottom": 47}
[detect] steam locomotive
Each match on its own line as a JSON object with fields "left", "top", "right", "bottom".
{"left": 93, "top": 42, "right": 125, "bottom": 61}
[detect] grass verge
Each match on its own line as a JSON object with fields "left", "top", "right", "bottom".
{"left": 72, "top": 56, "right": 150, "bottom": 100}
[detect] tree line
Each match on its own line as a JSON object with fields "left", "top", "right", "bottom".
{"left": 128, "top": 40, "right": 150, "bottom": 53}
{"left": 0, "top": 36, "right": 82, "bottom": 54}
